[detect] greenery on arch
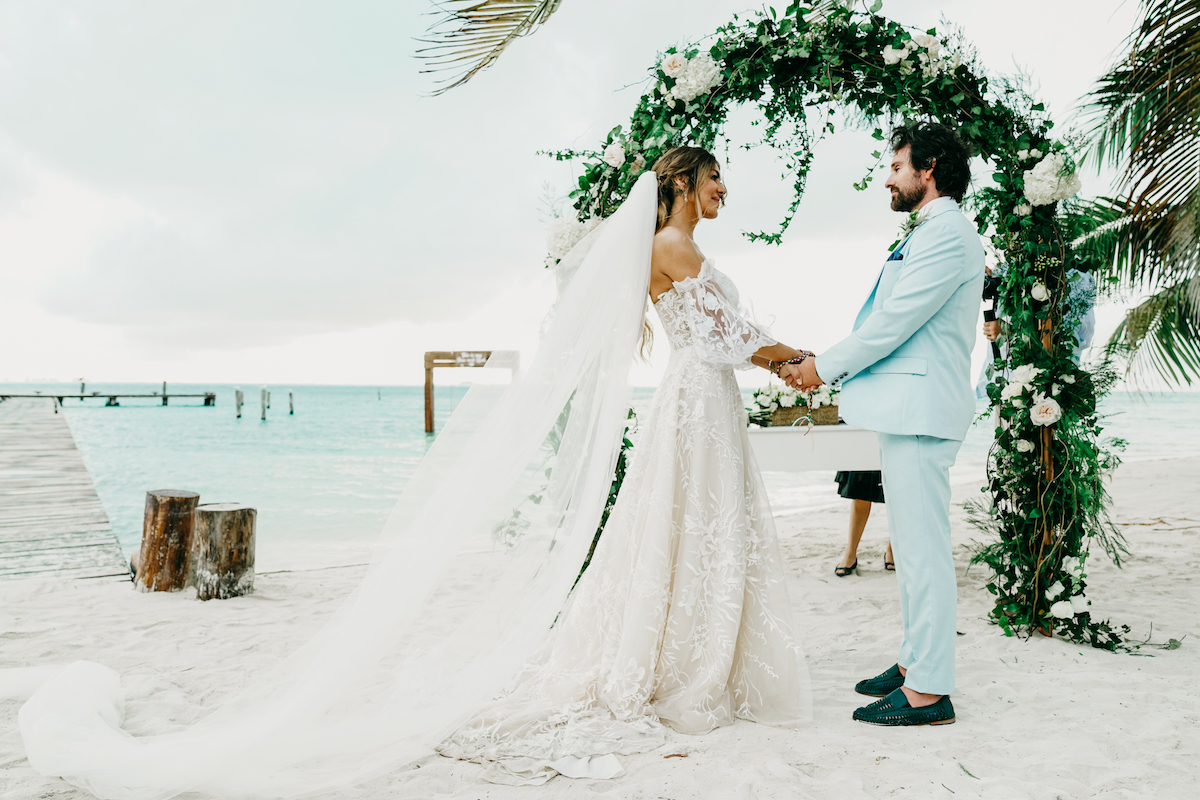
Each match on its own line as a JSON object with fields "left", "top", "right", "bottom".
{"left": 554, "top": 0, "right": 1131, "bottom": 650}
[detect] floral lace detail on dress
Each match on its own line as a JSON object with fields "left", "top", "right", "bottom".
{"left": 654, "top": 260, "right": 777, "bottom": 368}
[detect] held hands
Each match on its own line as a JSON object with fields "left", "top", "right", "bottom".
{"left": 982, "top": 320, "right": 1003, "bottom": 341}
{"left": 780, "top": 357, "right": 824, "bottom": 392}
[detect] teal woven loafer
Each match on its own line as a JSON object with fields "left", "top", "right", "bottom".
{"left": 854, "top": 663, "right": 904, "bottom": 697}
{"left": 853, "top": 688, "right": 956, "bottom": 726}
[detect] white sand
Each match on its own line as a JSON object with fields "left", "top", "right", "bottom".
{"left": 2, "top": 457, "right": 1197, "bottom": 799}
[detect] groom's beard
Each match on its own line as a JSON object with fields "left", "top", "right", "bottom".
{"left": 890, "top": 180, "right": 924, "bottom": 212}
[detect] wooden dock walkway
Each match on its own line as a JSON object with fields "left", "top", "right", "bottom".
{"left": 0, "top": 398, "right": 130, "bottom": 582}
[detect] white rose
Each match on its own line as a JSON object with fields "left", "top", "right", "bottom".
{"left": 1016, "top": 439, "right": 1035, "bottom": 453}
{"left": 660, "top": 52, "right": 688, "bottom": 78}
{"left": 1011, "top": 398, "right": 1024, "bottom": 408}
{"left": 1062, "top": 556, "right": 1085, "bottom": 577}
{"left": 756, "top": 393, "right": 774, "bottom": 409}
{"left": 1045, "top": 580, "right": 1066, "bottom": 600}
{"left": 779, "top": 392, "right": 797, "bottom": 408}
{"left": 603, "top": 142, "right": 625, "bottom": 168}
{"left": 1062, "top": 374, "right": 1076, "bottom": 384}
{"left": 1014, "top": 204, "right": 1033, "bottom": 216}
{"left": 1016, "top": 149, "right": 1029, "bottom": 160}
{"left": 1000, "top": 381, "right": 1026, "bottom": 401}
{"left": 1051, "top": 383, "right": 1060, "bottom": 396}
{"left": 630, "top": 153, "right": 646, "bottom": 175}
{"left": 1069, "top": 595, "right": 1091, "bottom": 614}
{"left": 1050, "top": 600, "right": 1075, "bottom": 619}
{"left": 1030, "top": 396, "right": 1063, "bottom": 427}
{"left": 882, "top": 44, "right": 906, "bottom": 65}
{"left": 911, "top": 32, "right": 940, "bottom": 58}
{"left": 1031, "top": 282, "right": 1050, "bottom": 301}
{"left": 768, "top": 401, "right": 779, "bottom": 412}
{"left": 1010, "top": 364, "right": 1044, "bottom": 385}
{"left": 1030, "top": 148, "right": 1043, "bottom": 158}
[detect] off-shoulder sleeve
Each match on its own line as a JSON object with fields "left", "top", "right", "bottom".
{"left": 672, "top": 272, "right": 777, "bottom": 367}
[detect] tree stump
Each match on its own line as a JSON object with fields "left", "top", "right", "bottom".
{"left": 135, "top": 490, "right": 200, "bottom": 592}
{"left": 189, "top": 503, "right": 256, "bottom": 600}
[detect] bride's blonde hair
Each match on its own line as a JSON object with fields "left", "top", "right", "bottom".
{"left": 639, "top": 146, "right": 723, "bottom": 359}
{"left": 652, "top": 146, "right": 722, "bottom": 232}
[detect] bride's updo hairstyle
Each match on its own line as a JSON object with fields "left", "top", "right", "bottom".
{"left": 652, "top": 146, "right": 722, "bottom": 231}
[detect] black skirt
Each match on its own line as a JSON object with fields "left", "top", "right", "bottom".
{"left": 835, "top": 470, "right": 885, "bottom": 504}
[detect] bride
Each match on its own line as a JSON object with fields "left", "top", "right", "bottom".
{"left": 16, "top": 148, "right": 811, "bottom": 798}
{"left": 439, "top": 146, "right": 813, "bottom": 784}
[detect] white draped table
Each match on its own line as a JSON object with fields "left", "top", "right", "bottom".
{"left": 745, "top": 423, "right": 881, "bottom": 472}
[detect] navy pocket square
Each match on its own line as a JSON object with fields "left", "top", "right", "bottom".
{"left": 887, "top": 251, "right": 904, "bottom": 262}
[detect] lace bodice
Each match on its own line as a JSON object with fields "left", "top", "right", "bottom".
{"left": 653, "top": 260, "right": 776, "bottom": 368}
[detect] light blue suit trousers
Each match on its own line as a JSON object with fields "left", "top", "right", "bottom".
{"left": 878, "top": 433, "right": 960, "bottom": 695}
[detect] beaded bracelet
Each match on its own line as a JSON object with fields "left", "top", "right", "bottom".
{"left": 768, "top": 352, "right": 813, "bottom": 376}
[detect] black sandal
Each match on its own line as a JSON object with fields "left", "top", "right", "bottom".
{"left": 835, "top": 560, "right": 858, "bottom": 577}
{"left": 884, "top": 560, "right": 895, "bottom": 572}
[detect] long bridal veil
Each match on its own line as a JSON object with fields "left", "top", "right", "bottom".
{"left": 17, "top": 173, "right": 660, "bottom": 800}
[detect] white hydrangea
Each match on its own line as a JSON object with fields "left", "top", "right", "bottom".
{"left": 670, "top": 51, "right": 722, "bottom": 102}
{"left": 544, "top": 216, "right": 600, "bottom": 266}
{"left": 660, "top": 52, "right": 688, "bottom": 78}
{"left": 1023, "top": 151, "right": 1083, "bottom": 206}
{"left": 603, "top": 142, "right": 626, "bottom": 168}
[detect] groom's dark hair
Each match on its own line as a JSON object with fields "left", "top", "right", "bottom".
{"left": 889, "top": 122, "right": 973, "bottom": 202}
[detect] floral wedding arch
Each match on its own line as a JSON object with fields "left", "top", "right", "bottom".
{"left": 550, "top": 0, "right": 1129, "bottom": 649}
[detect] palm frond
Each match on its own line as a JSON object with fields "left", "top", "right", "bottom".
{"left": 1084, "top": 0, "right": 1200, "bottom": 214}
{"left": 1108, "top": 278, "right": 1200, "bottom": 385}
{"left": 419, "top": 0, "right": 564, "bottom": 95}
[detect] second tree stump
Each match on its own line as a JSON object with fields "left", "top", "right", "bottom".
{"left": 190, "top": 503, "right": 256, "bottom": 600}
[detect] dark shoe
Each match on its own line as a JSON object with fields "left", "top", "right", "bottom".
{"left": 834, "top": 559, "right": 858, "bottom": 577}
{"left": 853, "top": 688, "right": 955, "bottom": 726}
{"left": 855, "top": 663, "right": 904, "bottom": 697}
{"left": 884, "top": 560, "right": 895, "bottom": 571}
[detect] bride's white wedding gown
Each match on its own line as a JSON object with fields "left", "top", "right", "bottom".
{"left": 439, "top": 259, "right": 810, "bottom": 784}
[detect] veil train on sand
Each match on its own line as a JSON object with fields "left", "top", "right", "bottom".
{"left": 14, "top": 173, "right": 660, "bottom": 800}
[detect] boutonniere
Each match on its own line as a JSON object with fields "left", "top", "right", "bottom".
{"left": 889, "top": 206, "right": 934, "bottom": 252}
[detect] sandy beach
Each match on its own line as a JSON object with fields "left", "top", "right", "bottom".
{"left": 2, "top": 456, "right": 1197, "bottom": 800}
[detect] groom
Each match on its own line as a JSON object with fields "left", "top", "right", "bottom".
{"left": 787, "top": 121, "right": 984, "bottom": 726}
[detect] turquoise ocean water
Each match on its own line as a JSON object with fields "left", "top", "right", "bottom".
{"left": 3, "top": 382, "right": 1198, "bottom": 571}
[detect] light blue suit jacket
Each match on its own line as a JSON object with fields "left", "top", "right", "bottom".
{"left": 818, "top": 198, "right": 985, "bottom": 442}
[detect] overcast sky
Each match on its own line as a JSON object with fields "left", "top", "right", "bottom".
{"left": 0, "top": 0, "right": 1165, "bottom": 389}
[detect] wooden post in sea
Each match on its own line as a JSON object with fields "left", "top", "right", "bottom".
{"left": 235, "top": 388, "right": 244, "bottom": 419}
{"left": 260, "top": 387, "right": 267, "bottom": 421}
{"left": 162, "top": 381, "right": 168, "bottom": 406}
{"left": 288, "top": 390, "right": 294, "bottom": 415}
{"left": 189, "top": 504, "right": 256, "bottom": 600}
{"left": 135, "top": 490, "right": 200, "bottom": 592}
{"left": 423, "top": 351, "right": 519, "bottom": 433}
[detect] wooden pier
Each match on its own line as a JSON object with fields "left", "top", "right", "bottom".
{"left": 0, "top": 392, "right": 215, "bottom": 407}
{"left": 0, "top": 398, "right": 130, "bottom": 582}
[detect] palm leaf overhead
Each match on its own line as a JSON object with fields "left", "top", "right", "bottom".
{"left": 419, "top": 0, "right": 565, "bottom": 94}
{"left": 1084, "top": 0, "right": 1200, "bottom": 384}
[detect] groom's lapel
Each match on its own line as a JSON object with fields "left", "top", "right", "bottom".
{"left": 853, "top": 234, "right": 913, "bottom": 331}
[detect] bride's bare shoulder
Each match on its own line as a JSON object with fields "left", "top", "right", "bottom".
{"left": 652, "top": 228, "right": 703, "bottom": 282}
